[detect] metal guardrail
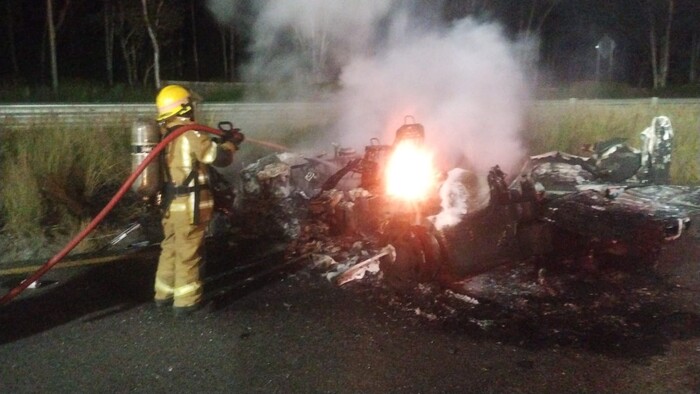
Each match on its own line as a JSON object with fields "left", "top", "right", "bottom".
{"left": 0, "top": 102, "right": 338, "bottom": 129}
{"left": 533, "top": 98, "right": 700, "bottom": 106}
{"left": 0, "top": 99, "right": 698, "bottom": 129}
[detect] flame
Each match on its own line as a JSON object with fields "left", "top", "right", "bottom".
{"left": 385, "top": 140, "right": 435, "bottom": 200}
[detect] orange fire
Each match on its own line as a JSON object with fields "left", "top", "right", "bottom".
{"left": 384, "top": 140, "right": 435, "bottom": 201}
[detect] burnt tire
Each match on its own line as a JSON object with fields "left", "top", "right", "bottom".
{"left": 413, "top": 225, "right": 444, "bottom": 282}
{"left": 380, "top": 222, "right": 445, "bottom": 290}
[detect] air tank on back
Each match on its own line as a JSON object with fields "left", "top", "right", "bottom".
{"left": 131, "top": 118, "right": 162, "bottom": 199}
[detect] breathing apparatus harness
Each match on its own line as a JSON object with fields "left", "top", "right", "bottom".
{"left": 156, "top": 117, "right": 243, "bottom": 224}
{"left": 159, "top": 123, "right": 207, "bottom": 224}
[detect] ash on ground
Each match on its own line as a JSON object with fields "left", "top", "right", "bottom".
{"left": 292, "top": 215, "right": 700, "bottom": 359}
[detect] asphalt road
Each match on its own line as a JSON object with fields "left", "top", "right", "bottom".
{"left": 1, "top": 238, "right": 700, "bottom": 393}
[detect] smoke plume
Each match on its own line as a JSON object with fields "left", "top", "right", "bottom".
{"left": 339, "top": 20, "right": 532, "bottom": 175}
{"left": 250, "top": 0, "right": 394, "bottom": 82}
{"left": 207, "top": 0, "right": 532, "bottom": 170}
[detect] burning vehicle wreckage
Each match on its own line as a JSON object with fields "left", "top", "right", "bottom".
{"left": 115, "top": 114, "right": 699, "bottom": 304}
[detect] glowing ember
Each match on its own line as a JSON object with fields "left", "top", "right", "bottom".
{"left": 385, "top": 140, "right": 435, "bottom": 200}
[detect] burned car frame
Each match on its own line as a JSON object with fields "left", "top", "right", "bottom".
{"left": 298, "top": 115, "right": 700, "bottom": 288}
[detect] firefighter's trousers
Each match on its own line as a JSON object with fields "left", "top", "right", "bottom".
{"left": 154, "top": 210, "right": 207, "bottom": 308}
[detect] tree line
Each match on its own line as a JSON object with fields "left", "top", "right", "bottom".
{"left": 1, "top": 0, "right": 245, "bottom": 91}
{"left": 448, "top": 0, "right": 700, "bottom": 89}
{"left": 0, "top": 0, "right": 698, "bottom": 92}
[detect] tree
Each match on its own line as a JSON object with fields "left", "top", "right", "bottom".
{"left": 47, "top": 0, "right": 58, "bottom": 91}
{"left": 44, "top": 0, "right": 72, "bottom": 91}
{"left": 216, "top": 23, "right": 241, "bottom": 82}
{"left": 140, "top": 0, "right": 187, "bottom": 87}
{"left": 518, "top": 0, "right": 560, "bottom": 40}
{"left": 190, "top": 0, "right": 200, "bottom": 80}
{"left": 691, "top": 31, "right": 700, "bottom": 83}
{"left": 112, "top": 0, "right": 185, "bottom": 87}
{"left": 293, "top": 20, "right": 330, "bottom": 84}
{"left": 103, "top": 0, "right": 116, "bottom": 86}
{"left": 114, "top": 0, "right": 145, "bottom": 86}
{"left": 141, "top": 0, "right": 163, "bottom": 88}
{"left": 648, "top": 0, "right": 674, "bottom": 89}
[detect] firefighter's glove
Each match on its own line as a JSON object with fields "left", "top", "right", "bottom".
{"left": 220, "top": 141, "right": 237, "bottom": 152}
{"left": 229, "top": 128, "right": 245, "bottom": 148}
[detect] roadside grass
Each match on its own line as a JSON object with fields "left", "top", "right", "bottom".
{"left": 0, "top": 122, "right": 133, "bottom": 262}
{"left": 1, "top": 102, "right": 699, "bottom": 264}
{"left": 0, "top": 151, "right": 43, "bottom": 238}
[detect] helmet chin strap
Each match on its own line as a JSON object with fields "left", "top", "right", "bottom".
{"left": 176, "top": 102, "right": 194, "bottom": 119}
{"left": 159, "top": 103, "right": 195, "bottom": 128}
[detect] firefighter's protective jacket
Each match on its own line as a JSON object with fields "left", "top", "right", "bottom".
{"left": 164, "top": 124, "right": 233, "bottom": 224}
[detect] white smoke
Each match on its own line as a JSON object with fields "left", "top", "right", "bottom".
{"left": 205, "top": 1, "right": 233, "bottom": 24}
{"left": 430, "top": 167, "right": 491, "bottom": 230}
{"left": 206, "top": 0, "right": 535, "bottom": 225}
{"left": 206, "top": 0, "right": 532, "bottom": 173}
{"left": 238, "top": 0, "right": 395, "bottom": 87}
{"left": 336, "top": 17, "right": 530, "bottom": 174}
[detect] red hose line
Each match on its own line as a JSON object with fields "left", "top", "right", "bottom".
{"left": 0, "top": 123, "right": 225, "bottom": 305}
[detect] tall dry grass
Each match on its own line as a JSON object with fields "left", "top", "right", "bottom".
{"left": 0, "top": 122, "right": 132, "bottom": 261}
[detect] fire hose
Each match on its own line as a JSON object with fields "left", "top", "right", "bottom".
{"left": 0, "top": 123, "right": 278, "bottom": 305}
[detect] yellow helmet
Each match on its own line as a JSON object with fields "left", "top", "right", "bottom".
{"left": 155, "top": 84, "right": 194, "bottom": 122}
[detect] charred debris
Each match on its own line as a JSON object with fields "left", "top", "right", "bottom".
{"left": 119, "top": 115, "right": 700, "bottom": 314}
{"left": 219, "top": 115, "right": 695, "bottom": 282}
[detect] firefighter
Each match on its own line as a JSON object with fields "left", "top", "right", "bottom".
{"left": 153, "top": 84, "right": 243, "bottom": 315}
